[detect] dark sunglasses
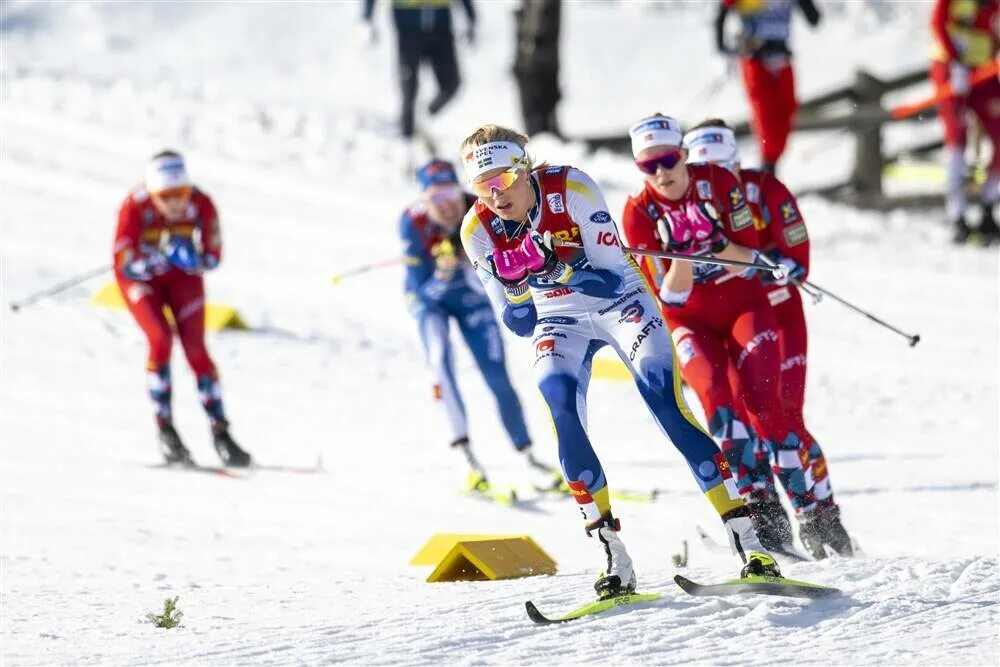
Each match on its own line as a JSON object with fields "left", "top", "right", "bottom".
{"left": 635, "top": 149, "right": 683, "bottom": 175}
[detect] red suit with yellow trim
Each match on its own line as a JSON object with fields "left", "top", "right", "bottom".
{"left": 929, "top": 0, "right": 1000, "bottom": 237}
{"left": 930, "top": 0, "right": 1000, "bottom": 155}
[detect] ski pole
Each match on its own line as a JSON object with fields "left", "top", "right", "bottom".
{"left": 330, "top": 256, "right": 405, "bottom": 285}
{"left": 803, "top": 279, "right": 920, "bottom": 347}
{"left": 754, "top": 253, "right": 823, "bottom": 303}
{"left": 552, "top": 239, "right": 785, "bottom": 278}
{"left": 795, "top": 279, "right": 823, "bottom": 303}
{"left": 9, "top": 264, "right": 111, "bottom": 312}
{"left": 624, "top": 246, "right": 786, "bottom": 278}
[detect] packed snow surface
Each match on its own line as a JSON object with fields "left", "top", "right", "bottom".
{"left": 1, "top": 1, "right": 997, "bottom": 664}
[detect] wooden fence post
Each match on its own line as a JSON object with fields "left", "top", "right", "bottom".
{"left": 852, "top": 70, "right": 887, "bottom": 206}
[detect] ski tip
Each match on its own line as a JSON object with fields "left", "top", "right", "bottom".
{"left": 525, "top": 600, "right": 554, "bottom": 625}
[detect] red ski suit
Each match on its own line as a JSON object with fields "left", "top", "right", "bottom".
{"left": 731, "top": 168, "right": 832, "bottom": 501}
{"left": 113, "top": 187, "right": 222, "bottom": 377}
{"left": 722, "top": 0, "right": 800, "bottom": 166}
{"left": 930, "top": 0, "right": 1000, "bottom": 168}
{"left": 622, "top": 164, "right": 813, "bottom": 511}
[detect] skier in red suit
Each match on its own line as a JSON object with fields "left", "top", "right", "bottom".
{"left": 684, "top": 119, "right": 852, "bottom": 559}
{"left": 715, "top": 0, "right": 821, "bottom": 174}
{"left": 113, "top": 150, "right": 251, "bottom": 467}
{"left": 621, "top": 114, "right": 850, "bottom": 558}
{"left": 929, "top": 0, "right": 1000, "bottom": 243}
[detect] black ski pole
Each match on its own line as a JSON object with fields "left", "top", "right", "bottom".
{"left": 9, "top": 264, "right": 111, "bottom": 312}
{"left": 625, "top": 246, "right": 785, "bottom": 277}
{"left": 803, "top": 280, "right": 921, "bottom": 347}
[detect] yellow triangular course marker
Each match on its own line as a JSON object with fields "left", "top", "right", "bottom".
{"left": 90, "top": 281, "right": 248, "bottom": 332}
{"left": 410, "top": 533, "right": 523, "bottom": 566}
{"left": 425, "top": 537, "right": 557, "bottom": 583}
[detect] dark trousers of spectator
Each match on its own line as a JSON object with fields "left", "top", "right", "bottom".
{"left": 397, "top": 28, "right": 460, "bottom": 139}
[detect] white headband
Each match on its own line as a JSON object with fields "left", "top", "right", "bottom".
{"left": 145, "top": 155, "right": 191, "bottom": 193}
{"left": 462, "top": 141, "right": 528, "bottom": 181}
{"left": 628, "top": 116, "right": 683, "bottom": 157}
{"left": 683, "top": 126, "right": 740, "bottom": 165}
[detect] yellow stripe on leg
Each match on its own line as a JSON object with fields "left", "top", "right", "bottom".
{"left": 592, "top": 486, "right": 612, "bottom": 517}
{"left": 705, "top": 483, "right": 746, "bottom": 516}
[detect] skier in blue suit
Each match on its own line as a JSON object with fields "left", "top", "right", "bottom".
{"left": 400, "top": 159, "right": 560, "bottom": 492}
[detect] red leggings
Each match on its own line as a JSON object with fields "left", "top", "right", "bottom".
{"left": 668, "top": 278, "right": 789, "bottom": 444}
{"left": 665, "top": 277, "right": 812, "bottom": 511}
{"left": 930, "top": 60, "right": 1000, "bottom": 171}
{"left": 741, "top": 56, "right": 797, "bottom": 166}
{"left": 118, "top": 271, "right": 215, "bottom": 376}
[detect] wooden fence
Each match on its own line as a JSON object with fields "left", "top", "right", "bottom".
{"left": 582, "top": 67, "right": 955, "bottom": 210}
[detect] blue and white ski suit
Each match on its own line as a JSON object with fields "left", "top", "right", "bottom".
{"left": 461, "top": 166, "right": 745, "bottom": 524}
{"left": 401, "top": 197, "right": 531, "bottom": 449}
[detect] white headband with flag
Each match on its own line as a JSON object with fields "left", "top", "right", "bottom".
{"left": 145, "top": 155, "right": 191, "bottom": 193}
{"left": 462, "top": 141, "right": 527, "bottom": 181}
{"left": 628, "top": 116, "right": 684, "bottom": 157}
{"left": 683, "top": 126, "right": 740, "bottom": 165}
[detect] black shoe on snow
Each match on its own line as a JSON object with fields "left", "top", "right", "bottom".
{"left": 212, "top": 424, "right": 252, "bottom": 467}
{"left": 740, "top": 551, "right": 782, "bottom": 578}
{"left": 798, "top": 505, "right": 853, "bottom": 559}
{"left": 747, "top": 499, "right": 795, "bottom": 552}
{"left": 952, "top": 215, "right": 972, "bottom": 244}
{"left": 976, "top": 203, "right": 1000, "bottom": 244}
{"left": 158, "top": 423, "right": 192, "bottom": 465}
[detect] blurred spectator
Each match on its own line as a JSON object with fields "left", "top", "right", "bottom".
{"left": 362, "top": 0, "right": 475, "bottom": 149}
{"left": 715, "top": 0, "right": 821, "bottom": 175}
{"left": 929, "top": 0, "right": 1000, "bottom": 244}
{"left": 513, "top": 0, "right": 562, "bottom": 137}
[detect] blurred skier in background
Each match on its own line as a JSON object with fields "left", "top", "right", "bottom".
{"left": 113, "top": 151, "right": 251, "bottom": 467}
{"left": 929, "top": 0, "right": 1000, "bottom": 244}
{"left": 361, "top": 0, "right": 476, "bottom": 166}
{"left": 683, "top": 119, "right": 853, "bottom": 559}
{"left": 715, "top": 0, "right": 821, "bottom": 175}
{"left": 620, "top": 114, "right": 851, "bottom": 560}
{"left": 460, "top": 124, "right": 780, "bottom": 600}
{"left": 400, "top": 159, "right": 560, "bottom": 495}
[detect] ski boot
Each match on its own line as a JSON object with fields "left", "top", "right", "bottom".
{"left": 720, "top": 505, "right": 768, "bottom": 558}
{"left": 746, "top": 496, "right": 795, "bottom": 553}
{"left": 452, "top": 437, "right": 488, "bottom": 491}
{"left": 212, "top": 420, "right": 252, "bottom": 467}
{"left": 588, "top": 514, "right": 637, "bottom": 600}
{"left": 798, "top": 504, "right": 853, "bottom": 559}
{"left": 952, "top": 214, "right": 971, "bottom": 244}
{"left": 977, "top": 202, "right": 1000, "bottom": 245}
{"left": 740, "top": 551, "right": 783, "bottom": 578}
{"left": 158, "top": 422, "right": 192, "bottom": 465}
{"left": 465, "top": 469, "right": 490, "bottom": 493}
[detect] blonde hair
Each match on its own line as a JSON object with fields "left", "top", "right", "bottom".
{"left": 459, "top": 124, "right": 537, "bottom": 170}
